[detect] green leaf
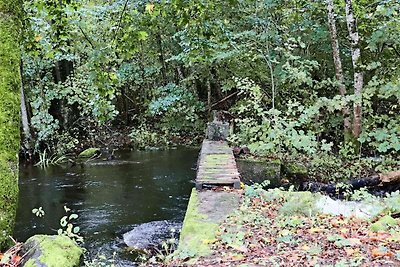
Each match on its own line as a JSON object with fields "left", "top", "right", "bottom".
{"left": 73, "top": 226, "right": 80, "bottom": 234}
{"left": 137, "top": 31, "right": 149, "bottom": 41}
{"left": 69, "top": 214, "right": 79, "bottom": 220}
{"left": 60, "top": 216, "right": 68, "bottom": 227}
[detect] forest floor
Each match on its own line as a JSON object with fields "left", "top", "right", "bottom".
{"left": 164, "top": 187, "right": 400, "bottom": 267}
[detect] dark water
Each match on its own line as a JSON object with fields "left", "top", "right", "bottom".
{"left": 14, "top": 148, "right": 198, "bottom": 264}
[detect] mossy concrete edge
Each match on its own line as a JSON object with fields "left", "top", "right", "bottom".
{"left": 173, "top": 189, "right": 219, "bottom": 261}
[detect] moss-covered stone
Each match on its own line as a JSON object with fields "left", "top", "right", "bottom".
{"left": 0, "top": 0, "right": 22, "bottom": 250}
{"left": 283, "top": 161, "right": 308, "bottom": 178}
{"left": 237, "top": 158, "right": 281, "bottom": 186}
{"left": 21, "top": 235, "right": 83, "bottom": 267}
{"left": 78, "top": 148, "right": 100, "bottom": 158}
{"left": 370, "top": 215, "right": 398, "bottom": 232}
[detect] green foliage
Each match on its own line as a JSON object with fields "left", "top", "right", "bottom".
{"left": 230, "top": 78, "right": 340, "bottom": 156}
{"left": 149, "top": 83, "right": 205, "bottom": 135}
{"left": 278, "top": 192, "right": 318, "bottom": 217}
{"left": 21, "top": 0, "right": 400, "bottom": 174}
{"left": 32, "top": 207, "right": 45, "bottom": 217}
{"left": 34, "top": 149, "right": 67, "bottom": 168}
{"left": 32, "top": 205, "right": 83, "bottom": 243}
{"left": 129, "top": 124, "right": 170, "bottom": 150}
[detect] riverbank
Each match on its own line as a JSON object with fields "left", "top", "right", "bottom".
{"left": 163, "top": 185, "right": 400, "bottom": 266}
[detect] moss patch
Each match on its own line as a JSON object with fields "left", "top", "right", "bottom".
{"left": 23, "top": 235, "right": 83, "bottom": 267}
{"left": 173, "top": 189, "right": 219, "bottom": 260}
{"left": 0, "top": 2, "right": 22, "bottom": 250}
{"left": 370, "top": 215, "right": 398, "bottom": 232}
{"left": 284, "top": 161, "right": 308, "bottom": 178}
{"left": 237, "top": 158, "right": 281, "bottom": 185}
{"left": 78, "top": 148, "right": 100, "bottom": 158}
{"left": 203, "top": 154, "right": 230, "bottom": 168}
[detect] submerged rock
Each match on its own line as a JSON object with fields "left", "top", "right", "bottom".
{"left": 21, "top": 235, "right": 83, "bottom": 267}
{"left": 123, "top": 220, "right": 181, "bottom": 250}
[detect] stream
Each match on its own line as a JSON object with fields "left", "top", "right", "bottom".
{"left": 14, "top": 147, "right": 198, "bottom": 265}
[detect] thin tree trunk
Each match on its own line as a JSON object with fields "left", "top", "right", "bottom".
{"left": 20, "top": 67, "right": 32, "bottom": 158}
{"left": 0, "top": 0, "right": 22, "bottom": 249}
{"left": 54, "top": 61, "right": 62, "bottom": 83}
{"left": 326, "top": 0, "right": 351, "bottom": 138}
{"left": 156, "top": 27, "right": 167, "bottom": 84}
{"left": 206, "top": 78, "right": 212, "bottom": 118}
{"left": 121, "top": 86, "right": 129, "bottom": 125}
{"left": 345, "top": 0, "right": 363, "bottom": 138}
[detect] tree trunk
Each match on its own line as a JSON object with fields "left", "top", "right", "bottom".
{"left": 206, "top": 78, "right": 212, "bottom": 119}
{"left": 345, "top": 0, "right": 363, "bottom": 138}
{"left": 156, "top": 27, "right": 167, "bottom": 85}
{"left": 326, "top": 0, "right": 351, "bottom": 138}
{"left": 20, "top": 67, "right": 32, "bottom": 159}
{"left": 0, "top": 0, "right": 22, "bottom": 250}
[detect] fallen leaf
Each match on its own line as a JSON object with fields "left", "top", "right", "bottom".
{"left": 348, "top": 238, "right": 362, "bottom": 246}
{"left": 308, "top": 227, "right": 324, "bottom": 233}
{"left": 345, "top": 248, "right": 360, "bottom": 256}
{"left": 340, "top": 228, "right": 350, "bottom": 234}
{"left": 12, "top": 255, "right": 22, "bottom": 264}
{"left": 280, "top": 229, "right": 292, "bottom": 236}
{"left": 301, "top": 244, "right": 310, "bottom": 251}
{"left": 371, "top": 247, "right": 394, "bottom": 257}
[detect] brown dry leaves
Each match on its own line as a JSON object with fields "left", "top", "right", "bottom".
{"left": 189, "top": 194, "right": 400, "bottom": 267}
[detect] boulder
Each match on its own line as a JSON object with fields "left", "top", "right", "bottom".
{"left": 123, "top": 220, "right": 181, "bottom": 250}
{"left": 77, "top": 148, "right": 100, "bottom": 158}
{"left": 21, "top": 235, "right": 83, "bottom": 267}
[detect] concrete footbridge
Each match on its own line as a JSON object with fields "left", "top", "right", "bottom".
{"left": 174, "top": 112, "right": 242, "bottom": 259}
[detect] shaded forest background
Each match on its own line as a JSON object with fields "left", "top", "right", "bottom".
{"left": 20, "top": 0, "right": 399, "bottom": 177}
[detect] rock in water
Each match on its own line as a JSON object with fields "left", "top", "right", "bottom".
{"left": 123, "top": 220, "right": 181, "bottom": 250}
{"left": 21, "top": 235, "right": 83, "bottom": 267}
{"left": 78, "top": 148, "right": 100, "bottom": 158}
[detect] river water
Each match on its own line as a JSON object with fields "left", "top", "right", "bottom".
{"left": 14, "top": 147, "right": 198, "bottom": 265}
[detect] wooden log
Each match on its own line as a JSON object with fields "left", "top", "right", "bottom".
{"left": 303, "top": 175, "right": 381, "bottom": 195}
{"left": 380, "top": 170, "right": 400, "bottom": 183}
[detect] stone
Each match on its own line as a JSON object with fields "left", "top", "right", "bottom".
{"left": 123, "top": 220, "right": 182, "bottom": 250}
{"left": 77, "top": 148, "right": 100, "bottom": 158}
{"left": 237, "top": 158, "right": 281, "bottom": 186}
{"left": 283, "top": 161, "right": 308, "bottom": 179}
{"left": 21, "top": 235, "right": 83, "bottom": 267}
{"left": 205, "top": 122, "right": 230, "bottom": 141}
